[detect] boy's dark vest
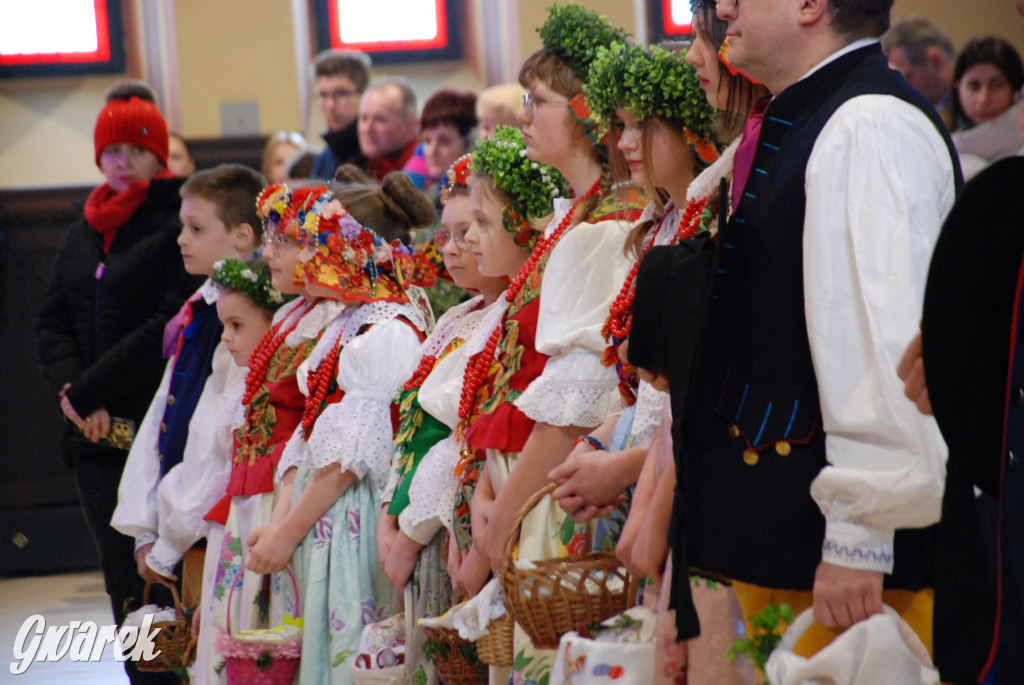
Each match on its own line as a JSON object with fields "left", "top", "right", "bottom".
{"left": 158, "top": 297, "right": 222, "bottom": 476}
{"left": 670, "top": 43, "right": 962, "bottom": 638}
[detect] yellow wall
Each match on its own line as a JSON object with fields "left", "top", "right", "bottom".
{"left": 173, "top": 0, "right": 300, "bottom": 138}
{"left": 0, "top": 0, "right": 1021, "bottom": 190}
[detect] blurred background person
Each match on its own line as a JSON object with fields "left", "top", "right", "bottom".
{"left": 356, "top": 76, "right": 420, "bottom": 182}
{"left": 167, "top": 132, "right": 195, "bottom": 177}
{"left": 475, "top": 82, "right": 526, "bottom": 140}
{"left": 403, "top": 89, "right": 477, "bottom": 194}
{"left": 882, "top": 15, "right": 957, "bottom": 128}
{"left": 311, "top": 49, "right": 371, "bottom": 180}
{"left": 261, "top": 130, "right": 307, "bottom": 184}
{"left": 951, "top": 36, "right": 1024, "bottom": 179}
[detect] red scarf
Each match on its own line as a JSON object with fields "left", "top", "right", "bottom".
{"left": 83, "top": 169, "right": 176, "bottom": 252}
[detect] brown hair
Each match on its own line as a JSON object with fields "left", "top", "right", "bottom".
{"left": 332, "top": 165, "right": 435, "bottom": 244}
{"left": 421, "top": 89, "right": 478, "bottom": 138}
{"left": 519, "top": 47, "right": 616, "bottom": 227}
{"left": 180, "top": 163, "right": 265, "bottom": 241}
{"left": 828, "top": 0, "right": 893, "bottom": 40}
{"left": 313, "top": 49, "right": 372, "bottom": 92}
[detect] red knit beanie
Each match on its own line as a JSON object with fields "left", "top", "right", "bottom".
{"left": 93, "top": 96, "right": 169, "bottom": 168}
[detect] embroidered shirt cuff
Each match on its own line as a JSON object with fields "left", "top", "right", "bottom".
{"left": 148, "top": 538, "right": 186, "bottom": 576}
{"left": 145, "top": 550, "right": 177, "bottom": 579}
{"left": 821, "top": 520, "right": 895, "bottom": 574}
{"left": 134, "top": 532, "right": 158, "bottom": 552}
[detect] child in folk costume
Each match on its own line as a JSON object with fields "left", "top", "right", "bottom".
{"left": 205, "top": 184, "right": 342, "bottom": 669}
{"left": 112, "top": 165, "right": 264, "bottom": 594}
{"left": 375, "top": 154, "right": 520, "bottom": 684}
{"left": 559, "top": 39, "right": 760, "bottom": 684}
{"left": 548, "top": 39, "right": 720, "bottom": 533}
{"left": 460, "top": 6, "right": 645, "bottom": 681}
{"left": 244, "top": 180, "right": 434, "bottom": 685}
{"left": 191, "top": 256, "right": 292, "bottom": 685}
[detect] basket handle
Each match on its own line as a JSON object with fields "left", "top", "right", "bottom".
{"left": 502, "top": 482, "right": 558, "bottom": 563}
{"left": 143, "top": 580, "right": 185, "bottom": 615}
{"left": 225, "top": 565, "right": 299, "bottom": 638}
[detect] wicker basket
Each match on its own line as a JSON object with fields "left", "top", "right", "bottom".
{"left": 136, "top": 582, "right": 197, "bottom": 673}
{"left": 499, "top": 483, "right": 637, "bottom": 649}
{"left": 475, "top": 613, "right": 513, "bottom": 667}
{"left": 216, "top": 567, "right": 301, "bottom": 685}
{"left": 423, "top": 625, "right": 487, "bottom": 685}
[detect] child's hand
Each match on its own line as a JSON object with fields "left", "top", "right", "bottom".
{"left": 549, "top": 449, "right": 625, "bottom": 521}
{"left": 383, "top": 532, "right": 421, "bottom": 591}
{"left": 455, "top": 546, "right": 490, "bottom": 598}
{"left": 377, "top": 511, "right": 399, "bottom": 564}
{"left": 190, "top": 603, "right": 202, "bottom": 636}
{"left": 247, "top": 524, "right": 298, "bottom": 574}
{"left": 447, "top": 538, "right": 466, "bottom": 601}
{"left": 135, "top": 543, "right": 177, "bottom": 585}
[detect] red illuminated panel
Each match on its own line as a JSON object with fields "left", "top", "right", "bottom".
{"left": 327, "top": 0, "right": 448, "bottom": 53}
{"left": 0, "top": 0, "right": 111, "bottom": 66}
{"left": 662, "top": 0, "right": 693, "bottom": 37}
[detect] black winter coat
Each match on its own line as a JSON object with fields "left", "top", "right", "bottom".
{"left": 36, "top": 177, "right": 203, "bottom": 438}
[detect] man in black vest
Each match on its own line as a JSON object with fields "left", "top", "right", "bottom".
{"left": 664, "top": 0, "right": 962, "bottom": 657}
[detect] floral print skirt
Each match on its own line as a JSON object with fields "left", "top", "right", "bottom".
{"left": 291, "top": 464, "right": 393, "bottom": 685}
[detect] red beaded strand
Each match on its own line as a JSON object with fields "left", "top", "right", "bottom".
{"left": 455, "top": 179, "right": 603, "bottom": 438}
{"left": 605, "top": 196, "right": 707, "bottom": 342}
{"left": 242, "top": 299, "right": 315, "bottom": 405}
{"left": 301, "top": 333, "right": 344, "bottom": 437}
{"left": 403, "top": 354, "right": 438, "bottom": 393}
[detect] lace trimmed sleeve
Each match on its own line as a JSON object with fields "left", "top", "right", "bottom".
{"left": 398, "top": 434, "right": 462, "bottom": 544}
{"left": 304, "top": 316, "right": 422, "bottom": 487}
{"left": 514, "top": 219, "right": 632, "bottom": 427}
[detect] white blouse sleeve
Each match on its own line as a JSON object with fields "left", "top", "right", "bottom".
{"left": 629, "top": 380, "right": 668, "bottom": 450}
{"left": 147, "top": 346, "right": 242, "bottom": 575}
{"left": 398, "top": 434, "right": 462, "bottom": 545}
{"left": 305, "top": 317, "right": 421, "bottom": 487}
{"left": 803, "top": 95, "right": 955, "bottom": 573}
{"left": 514, "top": 218, "right": 631, "bottom": 428}
{"left": 111, "top": 357, "right": 173, "bottom": 543}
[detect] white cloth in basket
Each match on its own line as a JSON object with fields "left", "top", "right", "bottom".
{"left": 764, "top": 605, "right": 940, "bottom": 685}
{"left": 550, "top": 607, "right": 656, "bottom": 684}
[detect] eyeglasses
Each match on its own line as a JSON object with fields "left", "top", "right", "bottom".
{"left": 263, "top": 229, "right": 288, "bottom": 248}
{"left": 522, "top": 91, "right": 568, "bottom": 116}
{"left": 317, "top": 88, "right": 359, "bottom": 101}
{"left": 434, "top": 225, "right": 470, "bottom": 250}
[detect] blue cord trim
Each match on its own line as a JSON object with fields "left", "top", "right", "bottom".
{"left": 735, "top": 384, "right": 749, "bottom": 422}
{"left": 753, "top": 403, "right": 773, "bottom": 445}
{"left": 783, "top": 401, "right": 799, "bottom": 438}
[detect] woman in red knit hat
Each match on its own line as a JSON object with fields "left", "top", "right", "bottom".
{"left": 36, "top": 89, "right": 201, "bottom": 685}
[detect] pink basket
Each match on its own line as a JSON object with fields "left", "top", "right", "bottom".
{"left": 215, "top": 567, "right": 301, "bottom": 685}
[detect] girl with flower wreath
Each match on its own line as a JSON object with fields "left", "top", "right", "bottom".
{"left": 552, "top": 37, "right": 764, "bottom": 685}
{"left": 192, "top": 255, "right": 292, "bottom": 685}
{"left": 244, "top": 177, "right": 435, "bottom": 685}
{"left": 204, "top": 183, "right": 343, "bottom": 679}
{"left": 548, "top": 39, "right": 720, "bottom": 540}
{"left": 371, "top": 152, "right": 528, "bottom": 685}
{"left": 615, "top": 4, "right": 769, "bottom": 683}
{"left": 459, "top": 5, "right": 645, "bottom": 682}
